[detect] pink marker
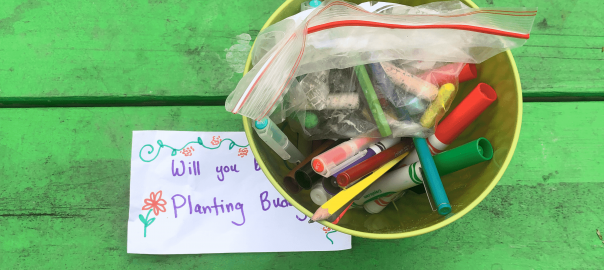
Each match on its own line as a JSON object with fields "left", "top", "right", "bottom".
{"left": 401, "top": 83, "right": 497, "bottom": 165}
{"left": 312, "top": 137, "right": 382, "bottom": 177}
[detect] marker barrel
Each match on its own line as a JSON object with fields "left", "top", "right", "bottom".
{"left": 400, "top": 83, "right": 497, "bottom": 165}
{"left": 434, "top": 83, "right": 497, "bottom": 145}
{"left": 355, "top": 65, "right": 392, "bottom": 137}
{"left": 337, "top": 138, "right": 414, "bottom": 187}
{"left": 414, "top": 137, "right": 450, "bottom": 215}
{"left": 358, "top": 138, "right": 493, "bottom": 212}
{"left": 312, "top": 137, "right": 382, "bottom": 177}
{"left": 380, "top": 61, "right": 439, "bottom": 100}
{"left": 364, "top": 192, "right": 400, "bottom": 214}
{"left": 332, "top": 138, "right": 400, "bottom": 178}
{"left": 254, "top": 118, "right": 305, "bottom": 164}
{"left": 305, "top": 93, "right": 360, "bottom": 110}
{"left": 353, "top": 162, "right": 422, "bottom": 206}
{"left": 420, "top": 83, "right": 456, "bottom": 128}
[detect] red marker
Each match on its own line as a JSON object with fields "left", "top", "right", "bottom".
{"left": 420, "top": 63, "right": 477, "bottom": 86}
{"left": 336, "top": 139, "right": 414, "bottom": 187}
{"left": 400, "top": 83, "right": 497, "bottom": 165}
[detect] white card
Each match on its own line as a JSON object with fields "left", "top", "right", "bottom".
{"left": 127, "top": 131, "right": 351, "bottom": 254}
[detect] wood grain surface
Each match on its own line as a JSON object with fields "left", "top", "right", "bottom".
{"left": 0, "top": 104, "right": 602, "bottom": 268}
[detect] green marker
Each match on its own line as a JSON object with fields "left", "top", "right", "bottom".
{"left": 354, "top": 65, "right": 392, "bottom": 137}
{"left": 354, "top": 137, "right": 493, "bottom": 212}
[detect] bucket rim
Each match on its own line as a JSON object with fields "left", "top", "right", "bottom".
{"left": 241, "top": 0, "right": 523, "bottom": 239}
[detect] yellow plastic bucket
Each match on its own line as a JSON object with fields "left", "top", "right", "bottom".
{"left": 242, "top": 0, "right": 522, "bottom": 239}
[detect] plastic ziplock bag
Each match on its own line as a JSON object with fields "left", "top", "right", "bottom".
{"left": 225, "top": 0, "right": 536, "bottom": 127}
{"left": 280, "top": 60, "right": 465, "bottom": 139}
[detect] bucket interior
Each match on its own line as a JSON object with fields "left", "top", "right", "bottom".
{"left": 243, "top": 0, "right": 522, "bottom": 239}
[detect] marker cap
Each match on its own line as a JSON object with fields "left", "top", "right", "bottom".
{"left": 437, "top": 203, "right": 452, "bottom": 215}
{"left": 433, "top": 137, "right": 493, "bottom": 176}
{"left": 283, "top": 176, "right": 302, "bottom": 194}
{"left": 295, "top": 162, "right": 324, "bottom": 190}
{"left": 458, "top": 63, "right": 477, "bottom": 83}
{"left": 434, "top": 83, "right": 497, "bottom": 145}
{"left": 312, "top": 137, "right": 382, "bottom": 177}
{"left": 310, "top": 182, "right": 333, "bottom": 205}
{"left": 322, "top": 177, "right": 341, "bottom": 195}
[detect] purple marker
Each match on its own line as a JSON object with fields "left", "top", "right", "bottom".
{"left": 324, "top": 138, "right": 400, "bottom": 193}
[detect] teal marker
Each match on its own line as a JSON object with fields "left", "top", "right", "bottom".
{"left": 254, "top": 118, "right": 305, "bottom": 164}
{"left": 354, "top": 138, "right": 493, "bottom": 211}
{"left": 414, "top": 137, "right": 451, "bottom": 215}
{"left": 301, "top": 0, "right": 322, "bottom": 11}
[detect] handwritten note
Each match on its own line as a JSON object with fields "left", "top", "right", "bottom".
{"left": 127, "top": 131, "right": 351, "bottom": 254}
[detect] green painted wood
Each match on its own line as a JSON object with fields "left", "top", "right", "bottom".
{"left": 0, "top": 0, "right": 285, "bottom": 106}
{"left": 0, "top": 0, "right": 602, "bottom": 107}
{"left": 472, "top": 0, "right": 604, "bottom": 99}
{"left": 1, "top": 103, "right": 603, "bottom": 268}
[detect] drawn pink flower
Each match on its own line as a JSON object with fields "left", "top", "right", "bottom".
{"left": 142, "top": 191, "right": 167, "bottom": 216}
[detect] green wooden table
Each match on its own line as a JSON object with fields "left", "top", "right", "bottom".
{"left": 1, "top": 0, "right": 603, "bottom": 269}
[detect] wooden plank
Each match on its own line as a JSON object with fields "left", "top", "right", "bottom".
{"left": 0, "top": 103, "right": 603, "bottom": 268}
{"left": 0, "top": 0, "right": 602, "bottom": 106}
{"left": 0, "top": 0, "right": 285, "bottom": 106}
{"left": 473, "top": 0, "right": 604, "bottom": 98}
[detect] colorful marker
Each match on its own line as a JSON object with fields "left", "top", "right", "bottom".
{"left": 254, "top": 117, "right": 305, "bottom": 164}
{"left": 305, "top": 93, "right": 360, "bottom": 110}
{"left": 311, "top": 154, "right": 408, "bottom": 222}
{"left": 336, "top": 138, "right": 414, "bottom": 187}
{"left": 359, "top": 138, "right": 493, "bottom": 212}
{"left": 355, "top": 65, "right": 392, "bottom": 137}
{"left": 415, "top": 137, "right": 449, "bottom": 215}
{"left": 364, "top": 191, "right": 405, "bottom": 214}
{"left": 330, "top": 137, "right": 400, "bottom": 178}
{"left": 401, "top": 83, "right": 497, "bottom": 165}
{"left": 312, "top": 137, "right": 382, "bottom": 177}
{"left": 380, "top": 61, "right": 439, "bottom": 100}
{"left": 419, "top": 83, "right": 456, "bottom": 128}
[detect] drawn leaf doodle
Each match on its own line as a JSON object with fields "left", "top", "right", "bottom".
{"left": 139, "top": 136, "right": 249, "bottom": 162}
{"left": 147, "top": 218, "right": 155, "bottom": 227}
{"left": 139, "top": 214, "right": 147, "bottom": 225}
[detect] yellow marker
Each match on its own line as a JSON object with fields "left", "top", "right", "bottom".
{"left": 420, "top": 83, "right": 456, "bottom": 128}
{"left": 310, "top": 153, "right": 409, "bottom": 222}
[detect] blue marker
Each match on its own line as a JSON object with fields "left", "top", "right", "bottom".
{"left": 413, "top": 137, "right": 451, "bottom": 215}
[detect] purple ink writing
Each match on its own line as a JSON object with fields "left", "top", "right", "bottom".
{"left": 172, "top": 160, "right": 200, "bottom": 177}
{"left": 259, "top": 191, "right": 292, "bottom": 212}
{"left": 171, "top": 194, "right": 186, "bottom": 218}
{"left": 171, "top": 194, "right": 245, "bottom": 226}
{"left": 254, "top": 158, "right": 261, "bottom": 171}
{"left": 172, "top": 160, "right": 185, "bottom": 176}
{"left": 216, "top": 164, "right": 240, "bottom": 181}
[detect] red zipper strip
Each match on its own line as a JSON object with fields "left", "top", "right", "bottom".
{"left": 307, "top": 20, "right": 530, "bottom": 39}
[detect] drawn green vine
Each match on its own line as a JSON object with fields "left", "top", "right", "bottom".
{"left": 326, "top": 231, "right": 337, "bottom": 244}
{"left": 139, "top": 137, "right": 249, "bottom": 162}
